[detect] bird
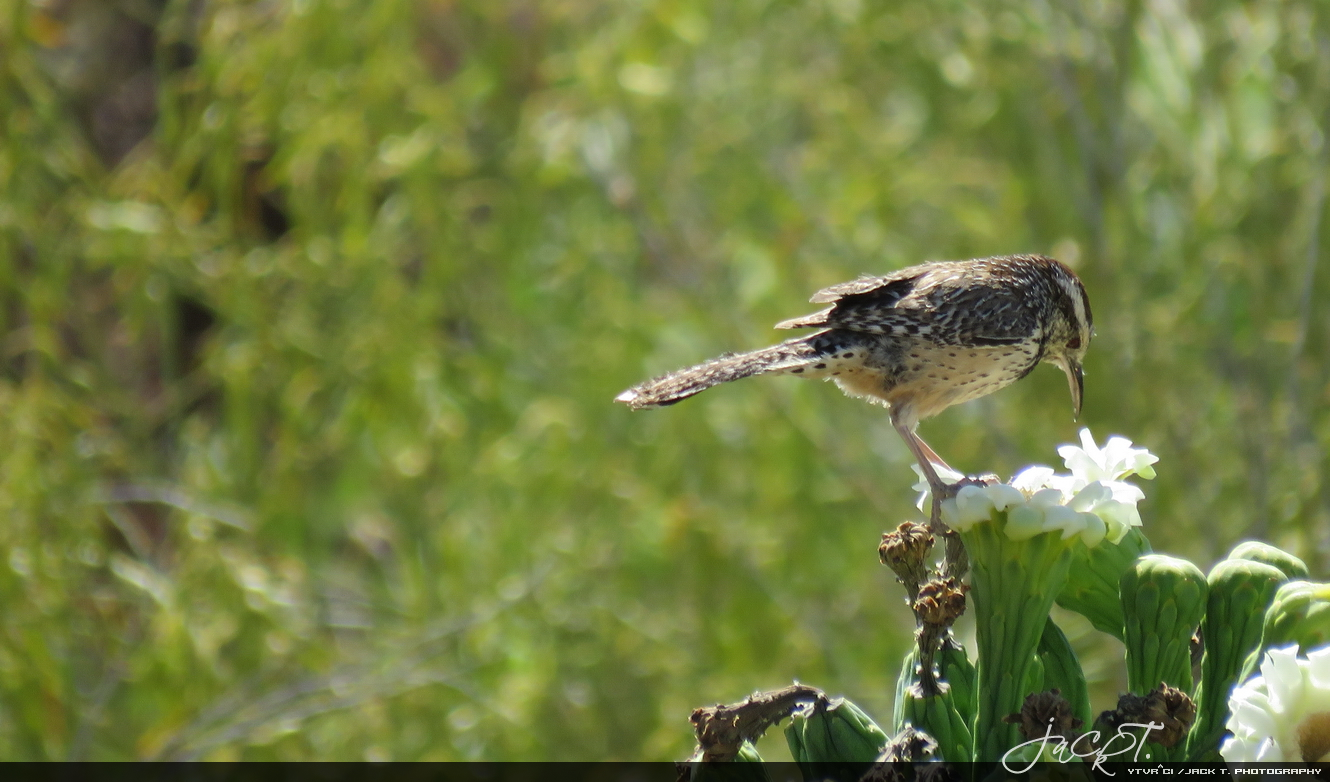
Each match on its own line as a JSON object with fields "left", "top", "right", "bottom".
{"left": 615, "top": 254, "right": 1093, "bottom": 530}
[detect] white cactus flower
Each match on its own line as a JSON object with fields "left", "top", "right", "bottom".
{"left": 1220, "top": 644, "right": 1330, "bottom": 762}
{"left": 1058, "top": 428, "right": 1158, "bottom": 485}
{"left": 908, "top": 429, "right": 1157, "bottom": 545}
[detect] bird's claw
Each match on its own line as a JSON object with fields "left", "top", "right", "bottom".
{"left": 933, "top": 473, "right": 1000, "bottom": 501}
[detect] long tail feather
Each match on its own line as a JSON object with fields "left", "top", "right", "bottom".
{"left": 615, "top": 338, "right": 824, "bottom": 409}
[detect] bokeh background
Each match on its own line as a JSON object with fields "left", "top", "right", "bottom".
{"left": 2, "top": 0, "right": 1328, "bottom": 761}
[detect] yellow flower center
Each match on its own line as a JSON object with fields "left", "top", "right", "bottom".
{"left": 1297, "top": 711, "right": 1330, "bottom": 762}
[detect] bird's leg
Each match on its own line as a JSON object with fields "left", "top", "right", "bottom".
{"left": 911, "top": 434, "right": 954, "bottom": 476}
{"left": 893, "top": 421, "right": 951, "bottom": 529}
{"left": 893, "top": 421, "right": 970, "bottom": 580}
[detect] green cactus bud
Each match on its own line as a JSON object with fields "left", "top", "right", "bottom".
{"left": 892, "top": 634, "right": 974, "bottom": 736}
{"left": 1240, "top": 581, "right": 1330, "bottom": 684}
{"left": 785, "top": 696, "right": 888, "bottom": 780}
{"left": 1184, "top": 558, "right": 1286, "bottom": 760}
{"left": 899, "top": 682, "right": 974, "bottom": 762}
{"left": 1037, "top": 620, "right": 1091, "bottom": 726}
{"left": 1055, "top": 527, "right": 1152, "bottom": 639}
{"left": 1120, "top": 555, "right": 1208, "bottom": 695}
{"left": 1227, "top": 541, "right": 1309, "bottom": 580}
{"left": 683, "top": 741, "right": 770, "bottom": 782}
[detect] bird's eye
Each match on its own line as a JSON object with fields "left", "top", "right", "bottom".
{"left": 1067, "top": 336, "right": 1081, "bottom": 350}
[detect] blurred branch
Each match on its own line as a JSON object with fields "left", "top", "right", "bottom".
{"left": 95, "top": 481, "right": 254, "bottom": 532}
{"left": 1285, "top": 43, "right": 1330, "bottom": 445}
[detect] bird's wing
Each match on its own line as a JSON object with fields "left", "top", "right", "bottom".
{"left": 917, "top": 280, "right": 1035, "bottom": 346}
{"left": 774, "top": 267, "right": 925, "bottom": 330}
{"left": 776, "top": 261, "right": 1035, "bottom": 345}
{"left": 808, "top": 267, "right": 926, "bottom": 304}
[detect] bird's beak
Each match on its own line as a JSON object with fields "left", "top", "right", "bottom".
{"left": 1064, "top": 359, "right": 1084, "bottom": 421}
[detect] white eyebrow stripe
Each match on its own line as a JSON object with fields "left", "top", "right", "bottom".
{"left": 1057, "top": 275, "right": 1088, "bottom": 332}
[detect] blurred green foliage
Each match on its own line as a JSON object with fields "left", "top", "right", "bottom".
{"left": 0, "top": 0, "right": 1327, "bottom": 761}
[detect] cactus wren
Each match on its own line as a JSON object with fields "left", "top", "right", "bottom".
{"left": 616, "top": 254, "right": 1093, "bottom": 527}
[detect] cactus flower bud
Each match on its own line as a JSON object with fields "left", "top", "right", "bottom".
{"left": 1245, "top": 581, "right": 1330, "bottom": 679}
{"left": 1120, "top": 555, "right": 1208, "bottom": 695}
{"left": 1228, "top": 541, "right": 1309, "bottom": 580}
{"left": 899, "top": 681, "right": 974, "bottom": 762}
{"left": 1186, "top": 558, "right": 1287, "bottom": 760}
{"left": 785, "top": 696, "right": 888, "bottom": 780}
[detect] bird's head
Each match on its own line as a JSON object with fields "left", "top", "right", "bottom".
{"left": 1040, "top": 259, "right": 1093, "bottom": 420}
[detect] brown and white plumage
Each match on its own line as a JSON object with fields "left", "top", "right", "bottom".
{"left": 616, "top": 254, "right": 1094, "bottom": 526}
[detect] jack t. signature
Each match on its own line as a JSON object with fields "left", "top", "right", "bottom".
{"left": 1001, "top": 720, "right": 1165, "bottom": 775}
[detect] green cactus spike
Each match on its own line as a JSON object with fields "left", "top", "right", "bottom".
{"left": 1185, "top": 558, "right": 1286, "bottom": 761}
{"left": 962, "top": 513, "right": 1077, "bottom": 760}
{"left": 1120, "top": 555, "right": 1208, "bottom": 695}
{"left": 1055, "top": 527, "right": 1152, "bottom": 639}
{"left": 1038, "top": 620, "right": 1091, "bottom": 726}
{"left": 1227, "top": 541, "right": 1309, "bottom": 580}
{"left": 1239, "top": 580, "right": 1330, "bottom": 684}
{"left": 785, "top": 696, "right": 888, "bottom": 780}
{"left": 898, "top": 682, "right": 974, "bottom": 762}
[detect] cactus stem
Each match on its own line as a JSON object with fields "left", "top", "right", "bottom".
{"left": 963, "top": 515, "right": 1076, "bottom": 760}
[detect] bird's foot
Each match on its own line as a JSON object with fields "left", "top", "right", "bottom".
{"left": 933, "top": 472, "right": 1000, "bottom": 501}
{"left": 926, "top": 474, "right": 992, "bottom": 582}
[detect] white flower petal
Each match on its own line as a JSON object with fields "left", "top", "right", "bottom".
{"left": 984, "top": 483, "right": 1026, "bottom": 511}
{"left": 1010, "top": 466, "right": 1055, "bottom": 494}
{"left": 1068, "top": 481, "right": 1111, "bottom": 511}
{"left": 1307, "top": 646, "right": 1330, "bottom": 688}
{"left": 911, "top": 463, "right": 966, "bottom": 512}
{"left": 1040, "top": 505, "right": 1080, "bottom": 538}
{"left": 1255, "top": 737, "right": 1285, "bottom": 762}
{"left": 1058, "top": 446, "right": 1104, "bottom": 484}
{"left": 1089, "top": 499, "right": 1140, "bottom": 540}
{"left": 953, "top": 484, "right": 995, "bottom": 526}
{"left": 910, "top": 462, "right": 965, "bottom": 489}
{"left": 1103, "top": 435, "right": 1159, "bottom": 480}
{"left": 1264, "top": 647, "right": 1306, "bottom": 713}
{"left": 1219, "top": 736, "right": 1247, "bottom": 761}
{"left": 939, "top": 497, "right": 960, "bottom": 528}
{"left": 1027, "top": 488, "right": 1065, "bottom": 509}
{"left": 1005, "top": 506, "right": 1045, "bottom": 541}
{"left": 1076, "top": 512, "right": 1107, "bottom": 546}
{"left": 1229, "top": 694, "right": 1278, "bottom": 738}
{"left": 1103, "top": 480, "right": 1146, "bottom": 505}
{"left": 1092, "top": 504, "right": 1128, "bottom": 543}
{"left": 1048, "top": 473, "right": 1085, "bottom": 499}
